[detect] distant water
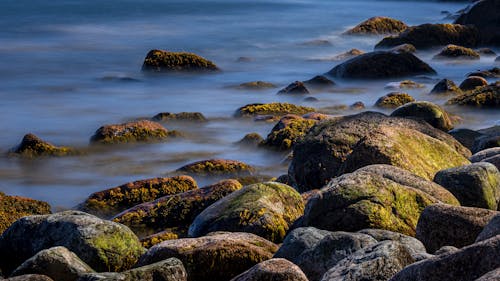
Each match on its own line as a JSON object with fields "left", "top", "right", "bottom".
{"left": 0, "top": 0, "right": 498, "bottom": 208}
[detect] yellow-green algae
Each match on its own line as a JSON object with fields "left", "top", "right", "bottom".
{"left": 90, "top": 120, "right": 175, "bottom": 144}
{"left": 448, "top": 82, "right": 499, "bottom": 107}
{"left": 262, "top": 116, "right": 317, "bottom": 150}
{"left": 345, "top": 16, "right": 408, "bottom": 35}
{"left": 177, "top": 159, "right": 255, "bottom": 176}
{"left": 433, "top": 44, "right": 480, "bottom": 60}
{"left": 0, "top": 192, "right": 51, "bottom": 234}
{"left": 375, "top": 92, "right": 415, "bottom": 108}
{"left": 142, "top": 49, "right": 219, "bottom": 72}
{"left": 12, "top": 133, "right": 77, "bottom": 158}
{"left": 235, "top": 102, "right": 315, "bottom": 117}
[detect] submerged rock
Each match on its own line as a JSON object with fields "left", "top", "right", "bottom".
{"left": 262, "top": 115, "right": 317, "bottom": 150}
{"left": 277, "top": 81, "right": 310, "bottom": 95}
{"left": 330, "top": 49, "right": 365, "bottom": 61}
{"left": 235, "top": 103, "right": 315, "bottom": 117}
{"left": 303, "top": 75, "right": 336, "bottom": 90}
{"left": 429, "top": 79, "right": 461, "bottom": 95}
{"left": 141, "top": 49, "right": 218, "bottom": 72}
{"left": 230, "top": 258, "right": 309, "bottom": 281}
{"left": 344, "top": 16, "right": 407, "bottom": 35}
{"left": 90, "top": 120, "right": 173, "bottom": 144}
{"left": 448, "top": 82, "right": 499, "bottom": 107}
{"left": 389, "top": 44, "right": 417, "bottom": 54}
{"left": 459, "top": 76, "right": 489, "bottom": 91}
{"left": 152, "top": 112, "right": 207, "bottom": 122}
{"left": 467, "top": 67, "right": 500, "bottom": 79}
{"left": 390, "top": 101, "right": 454, "bottom": 131}
{"left": 11, "top": 134, "right": 76, "bottom": 157}
{"left": 236, "top": 81, "right": 277, "bottom": 90}
{"left": 454, "top": 0, "right": 500, "bottom": 46}
{"left": 374, "top": 92, "right": 415, "bottom": 108}
{"left": 385, "top": 80, "right": 425, "bottom": 90}
{"left": 433, "top": 44, "right": 480, "bottom": 60}
{"left": 0, "top": 192, "right": 51, "bottom": 235}
{"left": 176, "top": 159, "right": 255, "bottom": 177}
{"left": 476, "top": 48, "right": 497, "bottom": 57}
{"left": 238, "top": 133, "right": 264, "bottom": 146}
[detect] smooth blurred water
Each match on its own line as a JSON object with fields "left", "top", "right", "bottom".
{"left": 0, "top": 0, "right": 498, "bottom": 208}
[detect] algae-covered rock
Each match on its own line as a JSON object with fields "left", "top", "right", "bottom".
{"left": 140, "top": 227, "right": 187, "bottom": 248}
{"left": 237, "top": 81, "right": 277, "bottom": 90}
{"left": 79, "top": 176, "right": 197, "bottom": 218}
{"left": 176, "top": 159, "right": 255, "bottom": 177}
{"left": 5, "top": 275, "right": 54, "bottom": 281}
{"left": 0, "top": 211, "right": 145, "bottom": 275}
{"left": 142, "top": 49, "right": 218, "bottom": 72}
{"left": 136, "top": 232, "right": 278, "bottom": 281}
{"left": 327, "top": 51, "right": 436, "bottom": 79}
{"left": 468, "top": 67, "right": 500, "bottom": 79}
{"left": 90, "top": 120, "right": 172, "bottom": 144}
{"left": 390, "top": 101, "right": 454, "bottom": 131}
{"left": 277, "top": 81, "right": 310, "bottom": 95}
{"left": 430, "top": 79, "right": 462, "bottom": 95}
{"left": 0, "top": 192, "right": 51, "bottom": 235}
{"left": 385, "top": 80, "right": 425, "bottom": 90}
{"left": 262, "top": 115, "right": 317, "bottom": 150}
{"left": 448, "top": 82, "right": 499, "bottom": 107}
{"left": 433, "top": 44, "right": 480, "bottom": 60}
{"left": 454, "top": 0, "right": 500, "bottom": 46}
{"left": 11, "top": 134, "right": 76, "bottom": 157}
{"left": 113, "top": 179, "right": 242, "bottom": 236}
{"left": 375, "top": 92, "right": 415, "bottom": 108}
{"left": 188, "top": 182, "right": 304, "bottom": 243}
{"left": 235, "top": 103, "right": 315, "bottom": 118}
{"left": 375, "top": 23, "right": 480, "bottom": 49}
{"left": 237, "top": 133, "right": 264, "bottom": 146}
{"left": 345, "top": 16, "right": 407, "bottom": 35}
{"left": 459, "top": 76, "right": 489, "bottom": 91}
{"left": 152, "top": 112, "right": 207, "bottom": 122}
{"left": 230, "top": 258, "right": 309, "bottom": 281}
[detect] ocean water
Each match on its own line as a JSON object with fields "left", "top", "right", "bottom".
{"left": 0, "top": 0, "right": 498, "bottom": 208}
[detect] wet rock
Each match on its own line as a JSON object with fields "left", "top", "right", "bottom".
{"left": 230, "top": 258, "right": 308, "bottom": 281}
{"left": 11, "top": 133, "right": 76, "bottom": 157}
{"left": 262, "top": 115, "right": 317, "bottom": 150}
{"left": 331, "top": 49, "right": 365, "bottom": 61}
{"left": 459, "top": 76, "right": 489, "bottom": 91}
{"left": 140, "top": 228, "right": 187, "bottom": 248}
{"left": 0, "top": 192, "right": 51, "bottom": 235}
{"left": 475, "top": 268, "right": 500, "bottom": 281}
{"left": 434, "top": 163, "right": 500, "bottom": 210}
{"left": 416, "top": 204, "right": 498, "bottom": 253}
{"left": 327, "top": 51, "right": 436, "bottom": 79}
{"left": 4, "top": 275, "right": 54, "bottom": 281}
{"left": 303, "top": 75, "right": 336, "bottom": 90}
{"left": 390, "top": 101, "right": 454, "bottom": 131}
{"left": 273, "top": 227, "right": 331, "bottom": 260}
{"left": 278, "top": 81, "right": 310, "bottom": 95}
{"left": 0, "top": 211, "right": 145, "bottom": 275}
{"left": 471, "top": 148, "right": 500, "bottom": 170}
{"left": 176, "top": 159, "right": 255, "bottom": 177}
{"left": 349, "top": 101, "right": 365, "bottom": 110}
{"left": 289, "top": 112, "right": 470, "bottom": 191}
{"left": 320, "top": 240, "right": 414, "bottom": 281}
{"left": 389, "top": 44, "right": 416, "bottom": 54}
{"left": 152, "top": 112, "right": 207, "bottom": 122}
{"left": 188, "top": 182, "right": 304, "bottom": 243}
{"left": 454, "top": 0, "right": 500, "bottom": 46}
{"left": 113, "top": 179, "right": 242, "bottom": 236}
{"left": 79, "top": 176, "right": 197, "bottom": 218}
{"left": 375, "top": 23, "right": 480, "bottom": 49}
{"left": 430, "top": 79, "right": 462, "bottom": 95}
{"left": 345, "top": 17, "right": 407, "bottom": 35}
{"left": 375, "top": 92, "right": 415, "bottom": 108}
{"left": 433, "top": 44, "right": 480, "bottom": 60}
{"left": 237, "top": 81, "right": 277, "bottom": 90}
{"left": 476, "top": 48, "right": 497, "bottom": 57}
{"left": 90, "top": 120, "right": 172, "bottom": 144}
{"left": 237, "top": 133, "right": 264, "bottom": 146}
{"left": 141, "top": 49, "right": 218, "bottom": 72}
{"left": 235, "top": 103, "right": 315, "bottom": 118}
{"left": 467, "top": 67, "right": 500, "bottom": 79}
{"left": 449, "top": 128, "right": 483, "bottom": 150}
{"left": 385, "top": 80, "right": 425, "bottom": 90}
{"left": 448, "top": 82, "right": 499, "bottom": 107}
{"left": 357, "top": 229, "right": 427, "bottom": 260}
{"left": 10, "top": 246, "right": 94, "bottom": 281}
{"left": 477, "top": 214, "right": 500, "bottom": 242}
{"left": 136, "top": 232, "right": 278, "bottom": 281}
{"left": 434, "top": 246, "right": 459, "bottom": 256}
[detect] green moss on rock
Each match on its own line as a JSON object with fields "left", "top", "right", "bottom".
{"left": 447, "top": 82, "right": 499, "bottom": 107}
{"left": 262, "top": 115, "right": 317, "bottom": 150}
{"left": 176, "top": 159, "right": 255, "bottom": 177}
{"left": 345, "top": 16, "right": 408, "bottom": 35}
{"left": 0, "top": 192, "right": 51, "bottom": 235}
{"left": 12, "top": 134, "right": 77, "bottom": 158}
{"left": 152, "top": 112, "right": 207, "bottom": 122}
{"left": 140, "top": 227, "right": 188, "bottom": 248}
{"left": 433, "top": 44, "right": 480, "bottom": 60}
{"left": 142, "top": 49, "right": 219, "bottom": 72}
{"left": 237, "top": 81, "right": 277, "bottom": 90}
{"left": 390, "top": 101, "right": 454, "bottom": 131}
{"left": 235, "top": 103, "right": 315, "bottom": 118}
{"left": 90, "top": 120, "right": 173, "bottom": 144}
{"left": 375, "top": 92, "right": 415, "bottom": 108}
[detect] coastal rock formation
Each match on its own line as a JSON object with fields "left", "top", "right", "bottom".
{"left": 11, "top": 134, "right": 75, "bottom": 157}
{"left": 303, "top": 75, "right": 336, "bottom": 90}
{"left": 90, "top": 120, "right": 174, "bottom": 144}
{"left": 433, "top": 44, "right": 480, "bottom": 60}
{"left": 471, "top": 148, "right": 500, "bottom": 170}
{"left": 345, "top": 17, "right": 408, "bottom": 35}
{"left": 357, "top": 229, "right": 427, "bottom": 260}
{"left": 0, "top": 192, "right": 51, "bottom": 235}
{"left": 236, "top": 81, "right": 277, "bottom": 90}
{"left": 142, "top": 49, "right": 218, "bottom": 72}
{"left": 152, "top": 112, "right": 207, "bottom": 122}
{"left": 235, "top": 103, "right": 315, "bottom": 118}
{"left": 262, "top": 115, "right": 317, "bottom": 150}
{"left": 176, "top": 159, "right": 255, "bottom": 177}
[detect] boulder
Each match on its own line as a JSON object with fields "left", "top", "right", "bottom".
{"left": 236, "top": 81, "right": 277, "bottom": 90}
{"left": 390, "top": 101, "right": 454, "bottom": 131}
{"left": 330, "top": 49, "right": 365, "bottom": 61}
{"left": 4, "top": 275, "right": 54, "bottom": 281}
{"left": 433, "top": 44, "right": 480, "bottom": 60}
{"left": 0, "top": 192, "right": 51, "bottom": 235}
{"left": 375, "top": 92, "right": 415, "bottom": 108}
{"left": 454, "top": 0, "right": 500, "bottom": 46}
{"left": 303, "top": 75, "right": 336, "bottom": 90}
{"left": 327, "top": 51, "right": 436, "bottom": 79}
{"left": 262, "top": 115, "right": 317, "bottom": 150}
{"left": 278, "top": 81, "right": 310, "bottom": 95}
{"left": 430, "top": 79, "right": 462, "bottom": 95}
{"left": 434, "top": 163, "right": 500, "bottom": 210}
{"left": 90, "top": 120, "right": 172, "bottom": 144}
{"left": 350, "top": 102, "right": 365, "bottom": 110}
{"left": 79, "top": 176, "right": 197, "bottom": 218}
{"left": 151, "top": 112, "right": 206, "bottom": 122}
{"left": 10, "top": 246, "right": 94, "bottom": 281}
{"left": 345, "top": 17, "right": 407, "bottom": 35}
{"left": 357, "top": 229, "right": 427, "bottom": 260}
{"left": 140, "top": 228, "right": 187, "bottom": 248}
{"left": 478, "top": 214, "right": 500, "bottom": 242}
{"left": 449, "top": 128, "right": 483, "bottom": 150}
{"left": 176, "top": 159, "right": 255, "bottom": 177}
{"left": 475, "top": 268, "right": 500, "bottom": 281}
{"left": 375, "top": 23, "right": 480, "bottom": 49}
{"left": 459, "top": 76, "right": 489, "bottom": 91}
{"left": 136, "top": 232, "right": 278, "bottom": 281}
{"left": 471, "top": 148, "right": 500, "bottom": 170}
{"left": 389, "top": 44, "right": 417, "bottom": 54}
{"left": 273, "top": 227, "right": 332, "bottom": 260}
{"left": 448, "top": 82, "right": 499, "bottom": 107}
{"left": 476, "top": 48, "right": 497, "bottom": 57}
{"left": 141, "top": 49, "right": 218, "bottom": 72}
{"left": 416, "top": 204, "right": 498, "bottom": 253}
{"left": 0, "top": 211, "right": 145, "bottom": 275}
{"left": 434, "top": 246, "right": 459, "bottom": 256}
{"left": 230, "top": 258, "right": 308, "bottom": 281}
{"left": 385, "top": 80, "right": 424, "bottom": 90}
{"left": 188, "top": 182, "right": 304, "bottom": 243}
{"left": 11, "top": 134, "right": 76, "bottom": 157}
{"left": 468, "top": 67, "right": 500, "bottom": 79}
{"left": 235, "top": 103, "right": 315, "bottom": 118}
{"left": 237, "top": 133, "right": 264, "bottom": 146}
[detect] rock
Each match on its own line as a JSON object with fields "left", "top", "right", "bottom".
{"left": 188, "top": 182, "right": 304, "bottom": 243}
{"left": 4, "top": 275, "right": 54, "bottom": 281}
{"left": 303, "top": 75, "right": 336, "bottom": 90}
{"left": 454, "top": 0, "right": 500, "bottom": 46}
{"left": 176, "top": 159, "right": 255, "bottom": 177}
{"left": 459, "top": 76, "right": 489, "bottom": 91}
{"left": 331, "top": 49, "right": 365, "bottom": 61}
{"left": 390, "top": 101, "right": 454, "bottom": 131}
{"left": 497, "top": 56, "right": 500, "bottom": 62}
{"left": 375, "top": 23, "right": 480, "bottom": 49}
{"left": 11, "top": 134, "right": 76, "bottom": 157}
{"left": 357, "top": 229, "right": 427, "bottom": 260}
{"left": 152, "top": 112, "right": 207, "bottom": 122}
{"left": 140, "top": 228, "right": 187, "bottom": 248}
{"left": 345, "top": 17, "right": 407, "bottom": 35}
{"left": 238, "top": 133, "right": 264, "bottom": 146}
{"left": 141, "top": 49, "right": 218, "bottom": 72}
{"left": 230, "top": 258, "right": 308, "bottom": 281}
{"left": 476, "top": 48, "right": 497, "bottom": 57}
{"left": 299, "top": 166, "right": 458, "bottom": 236}
{"left": 0, "top": 192, "right": 51, "bottom": 235}
{"left": 433, "top": 44, "right": 480, "bottom": 60}
{"left": 90, "top": 120, "right": 172, "bottom": 144}
{"left": 10, "top": 246, "right": 94, "bottom": 281}
{"left": 468, "top": 68, "right": 500, "bottom": 79}
{"left": 0, "top": 211, "right": 145, "bottom": 275}
{"left": 416, "top": 204, "right": 498, "bottom": 253}
{"left": 327, "top": 51, "right": 436, "bottom": 79}
{"left": 472, "top": 127, "right": 500, "bottom": 153}
{"left": 449, "top": 128, "right": 483, "bottom": 150}
{"left": 389, "top": 234, "right": 500, "bottom": 281}
{"left": 289, "top": 112, "right": 470, "bottom": 191}
{"left": 477, "top": 214, "right": 500, "bottom": 242}
{"left": 79, "top": 176, "right": 197, "bottom": 218}
{"left": 278, "top": 81, "right": 310, "bottom": 95}
{"left": 236, "top": 81, "right": 277, "bottom": 90}
{"left": 350, "top": 101, "right": 365, "bottom": 110}
{"left": 235, "top": 103, "right": 315, "bottom": 118}
{"left": 471, "top": 148, "right": 500, "bottom": 170}
{"left": 389, "top": 44, "right": 416, "bottom": 54}
{"left": 320, "top": 240, "right": 414, "bottom": 281}
{"left": 300, "top": 39, "right": 332, "bottom": 46}
{"left": 77, "top": 258, "right": 187, "bottom": 281}
{"left": 262, "top": 115, "right": 317, "bottom": 150}
{"left": 448, "top": 82, "right": 499, "bottom": 107}
{"left": 434, "top": 246, "right": 459, "bottom": 256}
{"left": 375, "top": 92, "right": 415, "bottom": 108}
{"left": 385, "top": 80, "right": 425, "bottom": 90}
{"left": 475, "top": 268, "right": 500, "bottom": 281}
{"left": 434, "top": 163, "right": 500, "bottom": 209}
{"left": 113, "top": 179, "right": 242, "bottom": 237}
{"left": 430, "top": 79, "right": 462, "bottom": 95}
{"left": 273, "top": 227, "right": 331, "bottom": 260}
{"left": 136, "top": 232, "right": 278, "bottom": 281}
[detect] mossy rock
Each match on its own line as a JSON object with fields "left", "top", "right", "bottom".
{"left": 136, "top": 232, "right": 278, "bottom": 281}
{"left": 113, "top": 179, "right": 242, "bottom": 237}
{"left": 235, "top": 103, "right": 315, "bottom": 118}
{"left": 188, "top": 182, "right": 305, "bottom": 243}
{"left": 375, "top": 23, "right": 480, "bottom": 49}
{"left": 262, "top": 115, "right": 317, "bottom": 150}
{"left": 345, "top": 16, "right": 408, "bottom": 35}
{"left": 11, "top": 134, "right": 77, "bottom": 158}
{"left": 151, "top": 112, "right": 207, "bottom": 122}
{"left": 79, "top": 175, "right": 197, "bottom": 218}
{"left": 0, "top": 192, "right": 51, "bottom": 235}
{"left": 386, "top": 80, "right": 425, "bottom": 90}
{"left": 90, "top": 120, "right": 174, "bottom": 144}
{"left": 235, "top": 175, "right": 276, "bottom": 186}
{"left": 176, "top": 159, "right": 255, "bottom": 177}
{"left": 375, "top": 92, "right": 415, "bottom": 108}
{"left": 331, "top": 48, "right": 365, "bottom": 61}
{"left": 237, "top": 133, "right": 264, "bottom": 146}
{"left": 237, "top": 81, "right": 277, "bottom": 90}
{"left": 430, "top": 79, "right": 462, "bottom": 95}
{"left": 467, "top": 67, "right": 500, "bottom": 79}
{"left": 459, "top": 76, "right": 489, "bottom": 91}
{"left": 390, "top": 101, "right": 454, "bottom": 131}
{"left": 447, "top": 82, "right": 499, "bottom": 107}
{"left": 433, "top": 44, "right": 480, "bottom": 60}
{"left": 277, "top": 81, "right": 310, "bottom": 95}
{"left": 140, "top": 227, "right": 189, "bottom": 248}
{"left": 141, "top": 49, "right": 218, "bottom": 72}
